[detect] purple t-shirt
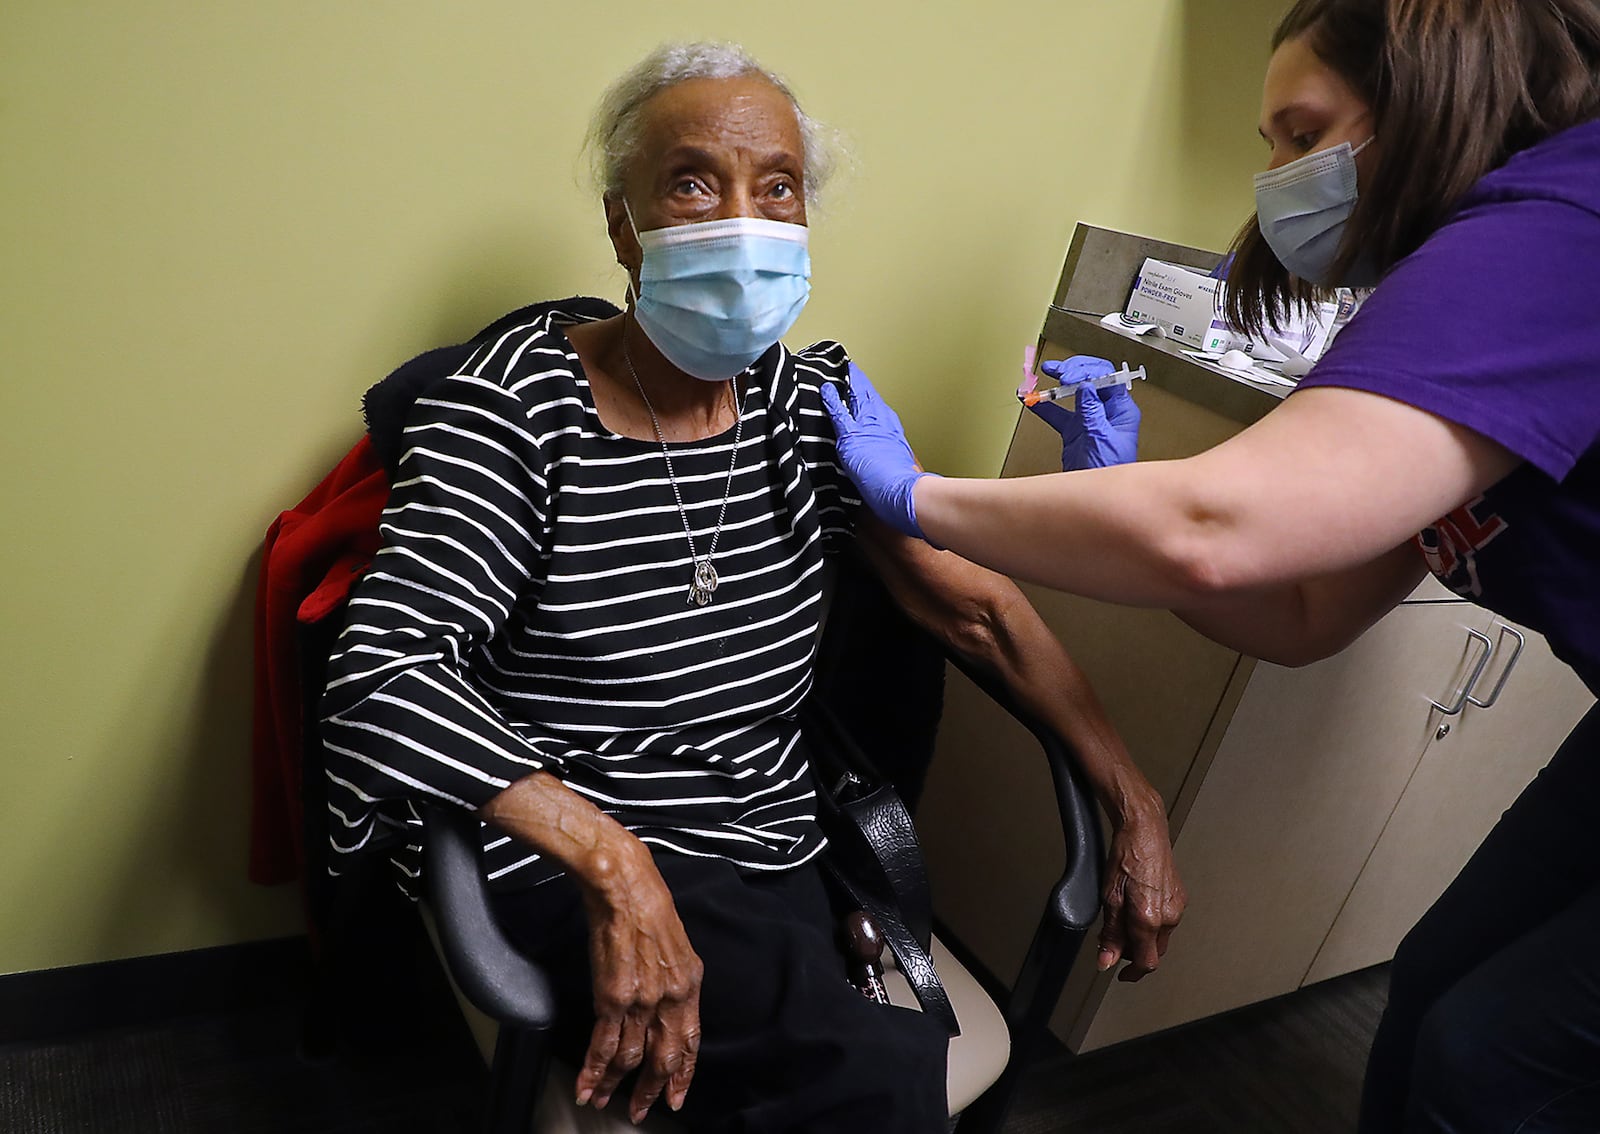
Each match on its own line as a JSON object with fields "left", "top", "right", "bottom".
{"left": 1295, "top": 117, "right": 1600, "bottom": 694}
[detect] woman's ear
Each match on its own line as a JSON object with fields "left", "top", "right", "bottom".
{"left": 604, "top": 195, "right": 640, "bottom": 276}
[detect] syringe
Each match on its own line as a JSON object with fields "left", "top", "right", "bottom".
{"left": 1021, "top": 363, "right": 1146, "bottom": 406}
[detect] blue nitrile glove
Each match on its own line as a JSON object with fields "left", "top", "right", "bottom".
{"left": 1031, "top": 355, "right": 1142, "bottom": 470}
{"left": 819, "top": 362, "right": 934, "bottom": 541}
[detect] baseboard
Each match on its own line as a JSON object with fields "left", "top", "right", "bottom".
{"left": 0, "top": 935, "right": 311, "bottom": 1046}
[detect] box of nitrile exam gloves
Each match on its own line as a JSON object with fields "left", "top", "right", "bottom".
{"left": 1124, "top": 258, "right": 1233, "bottom": 351}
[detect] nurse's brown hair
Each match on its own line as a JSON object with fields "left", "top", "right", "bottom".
{"left": 1224, "top": 0, "right": 1600, "bottom": 338}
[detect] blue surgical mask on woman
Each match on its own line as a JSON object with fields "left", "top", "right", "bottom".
{"left": 1253, "top": 137, "right": 1375, "bottom": 286}
{"left": 625, "top": 202, "right": 811, "bottom": 381}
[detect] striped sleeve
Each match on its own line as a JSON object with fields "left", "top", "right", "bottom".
{"left": 320, "top": 365, "right": 556, "bottom": 851}
{"left": 790, "top": 340, "right": 862, "bottom": 549}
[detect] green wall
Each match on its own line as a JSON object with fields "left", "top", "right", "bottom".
{"left": 0, "top": 1, "right": 1285, "bottom": 975}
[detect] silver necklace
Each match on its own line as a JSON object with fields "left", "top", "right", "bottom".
{"left": 620, "top": 321, "right": 743, "bottom": 607}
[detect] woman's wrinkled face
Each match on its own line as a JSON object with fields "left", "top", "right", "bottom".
{"left": 1258, "top": 34, "right": 1376, "bottom": 174}
{"left": 608, "top": 74, "right": 807, "bottom": 274}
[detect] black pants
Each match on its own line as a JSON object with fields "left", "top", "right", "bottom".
{"left": 491, "top": 854, "right": 949, "bottom": 1134}
{"left": 1359, "top": 703, "right": 1600, "bottom": 1132}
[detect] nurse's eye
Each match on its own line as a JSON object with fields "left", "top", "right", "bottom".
{"left": 1291, "top": 132, "right": 1320, "bottom": 153}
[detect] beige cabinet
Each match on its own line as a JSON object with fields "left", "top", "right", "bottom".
{"left": 1071, "top": 606, "right": 1593, "bottom": 1050}
{"left": 1304, "top": 616, "right": 1595, "bottom": 983}
{"left": 915, "top": 224, "right": 1597, "bottom": 1053}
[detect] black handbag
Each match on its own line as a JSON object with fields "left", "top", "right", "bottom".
{"left": 802, "top": 702, "right": 960, "bottom": 1036}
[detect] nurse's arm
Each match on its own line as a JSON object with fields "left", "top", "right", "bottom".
{"left": 1172, "top": 542, "right": 1427, "bottom": 666}
{"left": 912, "top": 386, "right": 1517, "bottom": 657}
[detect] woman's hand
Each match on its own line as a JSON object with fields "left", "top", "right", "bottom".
{"left": 570, "top": 839, "right": 704, "bottom": 1122}
{"left": 1029, "top": 356, "right": 1142, "bottom": 471}
{"left": 479, "top": 774, "right": 705, "bottom": 1122}
{"left": 1097, "top": 801, "right": 1186, "bottom": 982}
{"left": 820, "top": 363, "right": 933, "bottom": 540}
{"left": 574, "top": 841, "right": 705, "bottom": 1123}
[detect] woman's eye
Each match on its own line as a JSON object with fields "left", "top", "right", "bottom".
{"left": 673, "top": 178, "right": 706, "bottom": 197}
{"left": 1291, "top": 133, "right": 1319, "bottom": 153}
{"left": 770, "top": 182, "right": 792, "bottom": 200}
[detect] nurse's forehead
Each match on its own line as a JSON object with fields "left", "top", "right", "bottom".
{"left": 637, "top": 75, "right": 802, "bottom": 158}
{"left": 1258, "top": 35, "right": 1364, "bottom": 134}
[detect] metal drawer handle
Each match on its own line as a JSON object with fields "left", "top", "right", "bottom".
{"left": 1466, "top": 624, "right": 1526, "bottom": 709}
{"left": 1429, "top": 628, "right": 1493, "bottom": 716}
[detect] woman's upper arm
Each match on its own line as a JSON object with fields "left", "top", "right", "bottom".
{"left": 325, "top": 372, "right": 548, "bottom": 711}
{"left": 855, "top": 518, "right": 992, "bottom": 643}
{"left": 794, "top": 342, "right": 865, "bottom": 550}
{"left": 319, "top": 372, "right": 555, "bottom": 811}
{"left": 852, "top": 516, "right": 1046, "bottom": 675}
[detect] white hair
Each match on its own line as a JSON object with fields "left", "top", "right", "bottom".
{"left": 584, "top": 41, "right": 844, "bottom": 206}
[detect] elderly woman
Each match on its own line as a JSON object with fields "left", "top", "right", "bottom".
{"left": 320, "top": 43, "right": 1181, "bottom": 1132}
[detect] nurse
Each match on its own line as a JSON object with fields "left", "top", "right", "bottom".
{"left": 825, "top": 1, "right": 1600, "bottom": 1130}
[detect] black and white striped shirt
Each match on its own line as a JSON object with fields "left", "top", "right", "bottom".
{"left": 321, "top": 301, "right": 859, "bottom": 892}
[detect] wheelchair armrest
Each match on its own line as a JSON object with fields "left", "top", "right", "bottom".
{"left": 421, "top": 803, "right": 559, "bottom": 1032}
{"left": 940, "top": 650, "right": 1104, "bottom": 933}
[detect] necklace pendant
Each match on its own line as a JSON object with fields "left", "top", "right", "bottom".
{"left": 687, "top": 558, "right": 718, "bottom": 606}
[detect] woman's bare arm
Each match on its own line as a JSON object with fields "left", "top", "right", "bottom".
{"left": 857, "top": 519, "right": 1186, "bottom": 980}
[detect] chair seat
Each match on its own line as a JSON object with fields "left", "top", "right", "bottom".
{"left": 885, "top": 935, "right": 1011, "bottom": 1116}
{"left": 421, "top": 910, "right": 1009, "bottom": 1131}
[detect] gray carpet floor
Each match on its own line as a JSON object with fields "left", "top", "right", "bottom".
{"left": 0, "top": 965, "right": 1388, "bottom": 1133}
{"left": 1006, "top": 966, "right": 1387, "bottom": 1132}
{"left": 0, "top": 999, "right": 481, "bottom": 1134}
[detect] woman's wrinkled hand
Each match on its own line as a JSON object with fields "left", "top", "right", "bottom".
{"left": 575, "top": 844, "right": 705, "bottom": 1124}
{"left": 1097, "top": 804, "right": 1186, "bottom": 982}
{"left": 820, "top": 362, "right": 934, "bottom": 541}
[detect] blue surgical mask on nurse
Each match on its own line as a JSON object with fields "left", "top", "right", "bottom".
{"left": 1254, "top": 136, "right": 1375, "bottom": 287}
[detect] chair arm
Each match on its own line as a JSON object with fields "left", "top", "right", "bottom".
{"left": 421, "top": 803, "right": 559, "bottom": 1032}
{"left": 940, "top": 651, "right": 1104, "bottom": 933}
{"left": 939, "top": 648, "right": 1107, "bottom": 1134}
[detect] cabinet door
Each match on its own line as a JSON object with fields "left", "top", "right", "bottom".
{"left": 1076, "top": 602, "right": 1495, "bottom": 1050}
{"left": 1303, "top": 618, "right": 1596, "bottom": 984}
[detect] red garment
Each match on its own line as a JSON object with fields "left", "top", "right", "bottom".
{"left": 250, "top": 436, "right": 388, "bottom": 884}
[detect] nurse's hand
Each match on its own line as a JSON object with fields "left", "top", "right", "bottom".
{"left": 821, "top": 363, "right": 936, "bottom": 541}
{"left": 1030, "top": 356, "right": 1142, "bottom": 470}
